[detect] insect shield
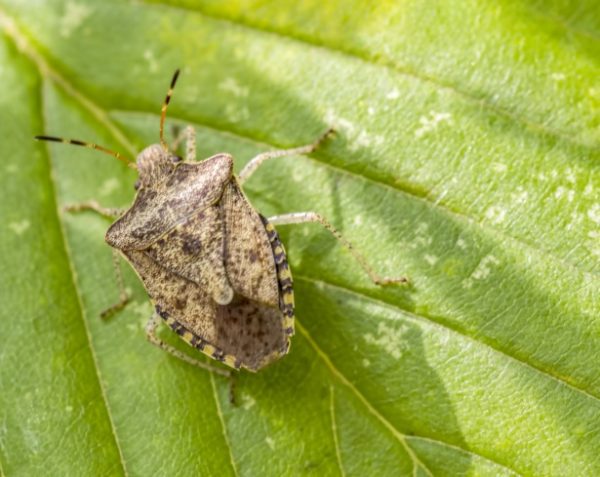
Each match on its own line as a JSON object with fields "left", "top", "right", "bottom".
{"left": 35, "top": 70, "right": 408, "bottom": 377}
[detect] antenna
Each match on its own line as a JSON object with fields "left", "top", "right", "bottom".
{"left": 34, "top": 135, "right": 134, "bottom": 168}
{"left": 160, "top": 69, "right": 180, "bottom": 151}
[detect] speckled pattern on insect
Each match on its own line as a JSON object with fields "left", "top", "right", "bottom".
{"left": 35, "top": 70, "right": 407, "bottom": 376}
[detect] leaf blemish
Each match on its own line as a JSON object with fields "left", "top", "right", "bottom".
{"left": 484, "top": 205, "right": 507, "bottom": 224}
{"left": 587, "top": 204, "right": 600, "bottom": 225}
{"left": 364, "top": 322, "right": 409, "bottom": 360}
{"left": 491, "top": 162, "right": 507, "bottom": 173}
{"left": 414, "top": 111, "right": 452, "bottom": 138}
{"left": 224, "top": 103, "right": 250, "bottom": 123}
{"left": 554, "top": 186, "right": 575, "bottom": 203}
{"left": 219, "top": 77, "right": 249, "bottom": 98}
{"left": 324, "top": 108, "right": 383, "bottom": 152}
{"left": 99, "top": 177, "right": 120, "bottom": 197}
{"left": 462, "top": 254, "right": 500, "bottom": 289}
{"left": 511, "top": 187, "right": 529, "bottom": 205}
{"left": 386, "top": 88, "right": 400, "bottom": 100}
{"left": 143, "top": 49, "right": 158, "bottom": 73}
{"left": 241, "top": 394, "right": 256, "bottom": 410}
{"left": 8, "top": 220, "right": 30, "bottom": 235}
{"left": 60, "top": 2, "right": 92, "bottom": 38}
{"left": 424, "top": 254, "right": 438, "bottom": 266}
{"left": 410, "top": 222, "right": 433, "bottom": 249}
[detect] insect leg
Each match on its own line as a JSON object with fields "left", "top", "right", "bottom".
{"left": 145, "top": 313, "right": 231, "bottom": 377}
{"left": 238, "top": 127, "right": 334, "bottom": 185}
{"left": 63, "top": 200, "right": 126, "bottom": 219}
{"left": 267, "top": 212, "right": 409, "bottom": 286}
{"left": 171, "top": 125, "right": 196, "bottom": 161}
{"left": 99, "top": 250, "right": 132, "bottom": 319}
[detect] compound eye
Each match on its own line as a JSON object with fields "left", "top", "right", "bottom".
{"left": 171, "top": 155, "right": 183, "bottom": 164}
{"left": 133, "top": 179, "right": 141, "bottom": 190}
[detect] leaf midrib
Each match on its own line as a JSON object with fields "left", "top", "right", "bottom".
{"left": 296, "top": 318, "right": 522, "bottom": 476}
{"left": 1, "top": 10, "right": 240, "bottom": 477}
{"left": 3, "top": 7, "right": 594, "bottom": 475}
{"left": 4, "top": 5, "right": 596, "bottom": 279}
{"left": 110, "top": 106, "right": 600, "bottom": 403}
{"left": 38, "top": 80, "right": 129, "bottom": 477}
{"left": 295, "top": 273, "right": 600, "bottom": 405}
{"left": 6, "top": 7, "right": 596, "bottom": 400}
{"left": 119, "top": 109, "right": 597, "bottom": 280}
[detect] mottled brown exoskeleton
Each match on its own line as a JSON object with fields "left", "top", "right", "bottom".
{"left": 35, "top": 70, "right": 407, "bottom": 377}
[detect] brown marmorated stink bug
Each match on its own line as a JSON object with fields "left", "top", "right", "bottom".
{"left": 35, "top": 70, "right": 407, "bottom": 378}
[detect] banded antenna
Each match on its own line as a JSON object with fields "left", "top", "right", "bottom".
{"left": 34, "top": 135, "right": 134, "bottom": 168}
{"left": 160, "top": 69, "right": 180, "bottom": 151}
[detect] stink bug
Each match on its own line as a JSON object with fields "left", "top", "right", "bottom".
{"left": 35, "top": 70, "right": 407, "bottom": 376}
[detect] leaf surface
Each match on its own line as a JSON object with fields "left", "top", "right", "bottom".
{"left": 0, "top": 1, "right": 598, "bottom": 476}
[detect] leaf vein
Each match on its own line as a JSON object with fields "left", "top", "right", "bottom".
{"left": 209, "top": 373, "right": 239, "bottom": 477}
{"left": 38, "top": 78, "right": 129, "bottom": 476}
{"left": 140, "top": 0, "right": 599, "bottom": 151}
{"left": 296, "top": 320, "right": 434, "bottom": 477}
{"left": 295, "top": 273, "right": 600, "bottom": 405}
{"left": 117, "top": 109, "right": 598, "bottom": 278}
{"left": 0, "top": 11, "right": 131, "bottom": 474}
{"left": 1, "top": 7, "right": 595, "bottom": 278}
{"left": 328, "top": 385, "right": 346, "bottom": 477}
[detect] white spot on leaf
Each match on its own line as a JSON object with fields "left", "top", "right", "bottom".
{"left": 60, "top": 2, "right": 92, "bottom": 38}
{"left": 424, "top": 254, "right": 438, "bottom": 266}
{"left": 410, "top": 222, "right": 433, "bottom": 249}
{"left": 128, "top": 301, "right": 153, "bottom": 331}
{"left": 491, "top": 162, "right": 507, "bottom": 173}
{"left": 224, "top": 103, "right": 250, "bottom": 123}
{"left": 511, "top": 187, "right": 529, "bottom": 205}
{"left": 485, "top": 205, "right": 506, "bottom": 224}
{"left": 364, "top": 322, "right": 409, "bottom": 360}
{"left": 386, "top": 88, "right": 400, "bottom": 100}
{"left": 414, "top": 111, "right": 452, "bottom": 138}
{"left": 219, "top": 77, "right": 249, "bottom": 98}
{"left": 588, "top": 204, "right": 600, "bottom": 225}
{"left": 472, "top": 255, "right": 500, "bottom": 280}
{"left": 241, "top": 394, "right": 256, "bottom": 410}
{"left": 325, "top": 108, "right": 383, "bottom": 152}
{"left": 143, "top": 49, "right": 158, "bottom": 73}
{"left": 462, "top": 254, "right": 500, "bottom": 288}
{"left": 8, "top": 220, "right": 30, "bottom": 235}
{"left": 99, "top": 177, "right": 120, "bottom": 197}
{"left": 554, "top": 186, "right": 575, "bottom": 202}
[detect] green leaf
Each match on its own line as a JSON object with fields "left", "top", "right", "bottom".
{"left": 0, "top": 1, "right": 598, "bottom": 475}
